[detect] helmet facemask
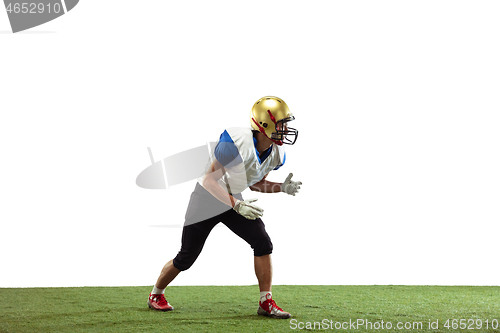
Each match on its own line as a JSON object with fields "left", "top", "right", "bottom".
{"left": 271, "top": 116, "right": 298, "bottom": 145}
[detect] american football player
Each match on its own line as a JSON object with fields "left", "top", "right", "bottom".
{"left": 148, "top": 96, "right": 302, "bottom": 319}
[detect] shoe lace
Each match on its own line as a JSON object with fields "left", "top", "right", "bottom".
{"left": 156, "top": 294, "right": 169, "bottom": 306}
{"left": 269, "top": 299, "right": 284, "bottom": 312}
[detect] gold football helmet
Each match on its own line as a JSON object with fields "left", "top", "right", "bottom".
{"left": 250, "top": 96, "right": 298, "bottom": 145}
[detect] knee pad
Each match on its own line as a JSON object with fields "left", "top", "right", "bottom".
{"left": 173, "top": 249, "right": 201, "bottom": 271}
{"left": 253, "top": 237, "right": 273, "bottom": 257}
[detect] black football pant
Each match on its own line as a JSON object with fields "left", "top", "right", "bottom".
{"left": 172, "top": 183, "right": 273, "bottom": 271}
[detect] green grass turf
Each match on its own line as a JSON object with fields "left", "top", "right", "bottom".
{"left": 1, "top": 285, "right": 500, "bottom": 333}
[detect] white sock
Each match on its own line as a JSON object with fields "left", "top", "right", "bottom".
{"left": 152, "top": 286, "right": 165, "bottom": 295}
{"left": 260, "top": 291, "right": 272, "bottom": 303}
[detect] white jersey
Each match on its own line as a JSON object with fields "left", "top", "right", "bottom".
{"left": 199, "top": 127, "right": 286, "bottom": 194}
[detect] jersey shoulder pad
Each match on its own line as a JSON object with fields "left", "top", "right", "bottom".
{"left": 214, "top": 129, "right": 243, "bottom": 168}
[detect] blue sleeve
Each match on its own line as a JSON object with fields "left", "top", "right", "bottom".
{"left": 214, "top": 130, "right": 243, "bottom": 168}
{"left": 273, "top": 152, "right": 286, "bottom": 170}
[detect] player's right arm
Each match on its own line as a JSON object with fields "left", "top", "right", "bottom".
{"left": 202, "top": 159, "right": 264, "bottom": 220}
{"left": 202, "top": 159, "right": 238, "bottom": 208}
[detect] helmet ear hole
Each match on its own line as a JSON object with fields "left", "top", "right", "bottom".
{"left": 262, "top": 123, "right": 268, "bottom": 128}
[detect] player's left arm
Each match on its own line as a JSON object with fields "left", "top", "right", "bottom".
{"left": 250, "top": 172, "right": 302, "bottom": 195}
{"left": 249, "top": 173, "right": 282, "bottom": 193}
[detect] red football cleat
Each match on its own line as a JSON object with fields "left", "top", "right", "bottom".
{"left": 148, "top": 293, "right": 174, "bottom": 311}
{"left": 257, "top": 293, "right": 291, "bottom": 319}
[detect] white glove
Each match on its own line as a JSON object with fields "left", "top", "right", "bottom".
{"left": 281, "top": 173, "right": 302, "bottom": 196}
{"left": 233, "top": 198, "right": 264, "bottom": 220}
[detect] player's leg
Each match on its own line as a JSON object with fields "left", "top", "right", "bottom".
{"left": 155, "top": 259, "right": 180, "bottom": 290}
{"left": 222, "top": 212, "right": 273, "bottom": 289}
{"left": 172, "top": 218, "right": 219, "bottom": 271}
{"left": 149, "top": 218, "right": 219, "bottom": 311}
{"left": 254, "top": 253, "right": 272, "bottom": 292}
{"left": 222, "top": 212, "right": 291, "bottom": 319}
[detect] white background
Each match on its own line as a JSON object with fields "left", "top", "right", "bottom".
{"left": 1, "top": 1, "right": 499, "bottom": 288}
